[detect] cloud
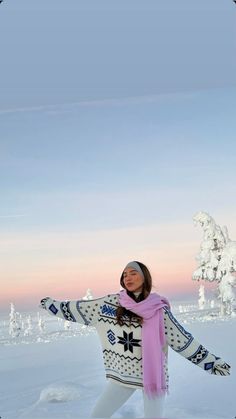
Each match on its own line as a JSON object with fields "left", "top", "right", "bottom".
{"left": 0, "top": 87, "right": 220, "bottom": 116}
{"left": 0, "top": 214, "right": 27, "bottom": 218}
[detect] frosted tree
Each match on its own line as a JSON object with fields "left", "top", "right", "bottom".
{"left": 193, "top": 211, "right": 236, "bottom": 315}
{"left": 21, "top": 317, "right": 25, "bottom": 331}
{"left": 198, "top": 284, "right": 206, "bottom": 310}
{"left": 64, "top": 320, "right": 72, "bottom": 330}
{"left": 24, "top": 315, "right": 33, "bottom": 336}
{"left": 82, "top": 288, "right": 93, "bottom": 300}
{"left": 9, "top": 303, "right": 21, "bottom": 338}
{"left": 37, "top": 312, "right": 45, "bottom": 333}
{"left": 178, "top": 305, "right": 188, "bottom": 313}
{"left": 218, "top": 273, "right": 236, "bottom": 316}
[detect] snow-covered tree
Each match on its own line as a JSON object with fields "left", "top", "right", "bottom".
{"left": 82, "top": 288, "right": 93, "bottom": 300}
{"left": 198, "top": 284, "right": 206, "bottom": 310}
{"left": 193, "top": 211, "right": 236, "bottom": 315}
{"left": 210, "top": 300, "right": 215, "bottom": 309}
{"left": 218, "top": 273, "right": 236, "bottom": 316}
{"left": 37, "top": 312, "right": 45, "bottom": 333}
{"left": 21, "top": 318, "right": 25, "bottom": 331}
{"left": 24, "top": 315, "right": 33, "bottom": 336}
{"left": 64, "top": 320, "right": 71, "bottom": 330}
{"left": 9, "top": 303, "right": 21, "bottom": 338}
{"left": 178, "top": 305, "right": 188, "bottom": 313}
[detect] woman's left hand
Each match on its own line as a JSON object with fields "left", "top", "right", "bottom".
{"left": 212, "top": 359, "right": 231, "bottom": 376}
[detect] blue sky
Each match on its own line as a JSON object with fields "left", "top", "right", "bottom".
{"left": 1, "top": 87, "right": 236, "bottom": 234}
{"left": 0, "top": 0, "right": 236, "bottom": 110}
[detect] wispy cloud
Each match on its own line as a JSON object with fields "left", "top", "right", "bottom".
{"left": 0, "top": 86, "right": 227, "bottom": 116}
{"left": 0, "top": 95, "right": 174, "bottom": 116}
{"left": 0, "top": 214, "right": 27, "bottom": 218}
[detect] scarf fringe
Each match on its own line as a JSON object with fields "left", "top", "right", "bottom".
{"left": 143, "top": 385, "right": 169, "bottom": 400}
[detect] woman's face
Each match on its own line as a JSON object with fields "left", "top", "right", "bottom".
{"left": 123, "top": 267, "right": 144, "bottom": 293}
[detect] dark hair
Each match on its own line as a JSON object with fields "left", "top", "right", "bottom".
{"left": 116, "top": 261, "right": 152, "bottom": 326}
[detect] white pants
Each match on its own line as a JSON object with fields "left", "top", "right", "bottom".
{"left": 90, "top": 380, "right": 166, "bottom": 418}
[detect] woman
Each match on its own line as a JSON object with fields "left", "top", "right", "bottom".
{"left": 40, "top": 261, "right": 231, "bottom": 418}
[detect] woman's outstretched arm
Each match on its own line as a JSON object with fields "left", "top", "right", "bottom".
{"left": 40, "top": 295, "right": 106, "bottom": 326}
{"left": 163, "top": 307, "right": 231, "bottom": 376}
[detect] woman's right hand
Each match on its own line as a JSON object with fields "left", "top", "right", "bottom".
{"left": 40, "top": 297, "right": 51, "bottom": 309}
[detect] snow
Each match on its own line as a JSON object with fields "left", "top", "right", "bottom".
{"left": 0, "top": 301, "right": 235, "bottom": 419}
{"left": 39, "top": 383, "right": 81, "bottom": 403}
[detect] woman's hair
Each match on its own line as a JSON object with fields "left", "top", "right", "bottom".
{"left": 116, "top": 261, "right": 152, "bottom": 326}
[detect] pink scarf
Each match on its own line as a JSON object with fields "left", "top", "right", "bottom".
{"left": 119, "top": 290, "right": 170, "bottom": 399}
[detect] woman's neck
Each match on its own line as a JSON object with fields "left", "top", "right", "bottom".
{"left": 133, "top": 291, "right": 142, "bottom": 299}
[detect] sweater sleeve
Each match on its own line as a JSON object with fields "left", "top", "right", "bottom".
{"left": 40, "top": 295, "right": 106, "bottom": 326}
{"left": 163, "top": 307, "right": 228, "bottom": 375}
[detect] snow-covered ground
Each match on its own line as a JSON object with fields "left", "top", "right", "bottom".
{"left": 0, "top": 300, "right": 235, "bottom": 419}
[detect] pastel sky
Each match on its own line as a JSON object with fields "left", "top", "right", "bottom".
{"left": 1, "top": 87, "right": 236, "bottom": 312}
{"left": 0, "top": 0, "right": 236, "bottom": 312}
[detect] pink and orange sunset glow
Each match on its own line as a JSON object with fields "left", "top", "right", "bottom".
{"left": 1, "top": 217, "right": 235, "bottom": 312}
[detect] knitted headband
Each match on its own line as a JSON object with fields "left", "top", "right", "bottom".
{"left": 123, "top": 261, "right": 144, "bottom": 280}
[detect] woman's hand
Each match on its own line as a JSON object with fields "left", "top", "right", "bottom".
{"left": 40, "top": 297, "right": 51, "bottom": 309}
{"left": 212, "top": 359, "right": 231, "bottom": 376}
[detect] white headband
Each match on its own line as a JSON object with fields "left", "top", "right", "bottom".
{"left": 123, "top": 261, "right": 144, "bottom": 279}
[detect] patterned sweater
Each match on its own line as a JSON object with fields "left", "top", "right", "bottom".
{"left": 41, "top": 293, "right": 224, "bottom": 391}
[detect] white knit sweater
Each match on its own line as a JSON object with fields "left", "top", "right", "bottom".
{"left": 41, "top": 293, "right": 223, "bottom": 390}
